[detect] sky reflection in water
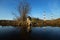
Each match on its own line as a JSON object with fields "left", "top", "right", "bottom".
{"left": 0, "top": 26, "right": 60, "bottom": 40}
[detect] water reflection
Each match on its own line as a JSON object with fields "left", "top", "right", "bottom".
{"left": 0, "top": 26, "right": 60, "bottom": 40}
{"left": 32, "top": 26, "right": 60, "bottom": 40}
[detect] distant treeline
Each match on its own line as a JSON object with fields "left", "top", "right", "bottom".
{"left": 0, "top": 18, "right": 60, "bottom": 27}
{"left": 0, "top": 20, "right": 17, "bottom": 26}
{"left": 31, "top": 18, "right": 60, "bottom": 27}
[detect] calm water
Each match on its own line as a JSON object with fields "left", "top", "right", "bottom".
{"left": 0, "top": 26, "right": 60, "bottom": 40}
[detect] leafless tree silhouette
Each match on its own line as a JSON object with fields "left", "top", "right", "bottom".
{"left": 12, "top": 0, "right": 31, "bottom": 26}
{"left": 18, "top": 0, "right": 30, "bottom": 21}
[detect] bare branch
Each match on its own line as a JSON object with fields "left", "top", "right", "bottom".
{"left": 18, "top": 0, "right": 30, "bottom": 21}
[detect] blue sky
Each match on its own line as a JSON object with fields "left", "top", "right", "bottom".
{"left": 0, "top": 0, "right": 60, "bottom": 20}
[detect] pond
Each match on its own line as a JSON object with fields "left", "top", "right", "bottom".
{"left": 0, "top": 26, "right": 60, "bottom": 40}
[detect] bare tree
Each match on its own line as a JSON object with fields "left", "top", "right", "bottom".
{"left": 12, "top": 0, "right": 30, "bottom": 21}
{"left": 18, "top": 0, "right": 30, "bottom": 21}
{"left": 12, "top": 0, "right": 31, "bottom": 27}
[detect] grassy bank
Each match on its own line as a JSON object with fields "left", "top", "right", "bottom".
{"left": 0, "top": 18, "right": 60, "bottom": 27}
